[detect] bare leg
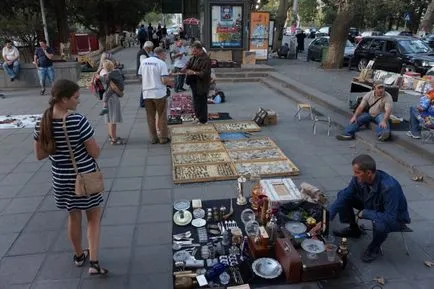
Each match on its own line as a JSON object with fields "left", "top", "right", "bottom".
{"left": 110, "top": 124, "right": 117, "bottom": 140}
{"left": 86, "top": 207, "right": 101, "bottom": 261}
{"left": 68, "top": 210, "right": 83, "bottom": 256}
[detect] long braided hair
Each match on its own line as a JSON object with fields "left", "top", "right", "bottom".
{"left": 38, "top": 79, "right": 80, "bottom": 155}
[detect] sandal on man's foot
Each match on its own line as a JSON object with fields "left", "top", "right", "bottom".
{"left": 110, "top": 137, "right": 124, "bottom": 145}
{"left": 73, "top": 249, "right": 89, "bottom": 267}
{"left": 89, "top": 260, "right": 109, "bottom": 276}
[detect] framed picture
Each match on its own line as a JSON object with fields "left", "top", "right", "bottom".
{"left": 211, "top": 4, "right": 243, "bottom": 48}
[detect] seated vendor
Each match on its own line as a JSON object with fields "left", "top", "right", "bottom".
{"left": 277, "top": 43, "right": 289, "bottom": 58}
{"left": 336, "top": 81, "right": 393, "bottom": 142}
{"left": 208, "top": 91, "right": 225, "bottom": 104}
{"left": 406, "top": 88, "right": 434, "bottom": 139}
{"left": 311, "top": 154, "right": 410, "bottom": 263}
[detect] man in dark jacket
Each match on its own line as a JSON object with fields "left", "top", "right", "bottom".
{"left": 182, "top": 41, "right": 211, "bottom": 124}
{"left": 311, "top": 154, "right": 410, "bottom": 263}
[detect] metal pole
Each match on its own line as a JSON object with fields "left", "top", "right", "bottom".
{"left": 39, "top": 0, "right": 50, "bottom": 44}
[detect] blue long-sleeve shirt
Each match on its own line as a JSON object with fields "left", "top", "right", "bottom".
{"left": 328, "top": 170, "right": 411, "bottom": 225}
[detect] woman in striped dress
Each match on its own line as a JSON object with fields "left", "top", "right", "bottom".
{"left": 33, "top": 79, "right": 108, "bottom": 275}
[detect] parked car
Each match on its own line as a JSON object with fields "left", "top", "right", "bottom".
{"left": 354, "top": 31, "right": 383, "bottom": 44}
{"left": 307, "top": 36, "right": 355, "bottom": 64}
{"left": 353, "top": 36, "right": 434, "bottom": 74}
{"left": 384, "top": 30, "right": 414, "bottom": 37}
{"left": 304, "top": 27, "right": 317, "bottom": 38}
{"left": 316, "top": 26, "right": 330, "bottom": 38}
{"left": 422, "top": 34, "right": 434, "bottom": 49}
{"left": 348, "top": 27, "right": 359, "bottom": 43}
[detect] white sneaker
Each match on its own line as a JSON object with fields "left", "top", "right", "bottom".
{"left": 406, "top": 131, "right": 421, "bottom": 139}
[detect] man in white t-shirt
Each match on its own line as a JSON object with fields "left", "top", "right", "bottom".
{"left": 138, "top": 47, "right": 174, "bottom": 144}
{"left": 172, "top": 39, "right": 188, "bottom": 92}
{"left": 2, "top": 40, "right": 20, "bottom": 81}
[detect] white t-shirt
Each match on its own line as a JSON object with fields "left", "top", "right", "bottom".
{"left": 138, "top": 56, "right": 169, "bottom": 99}
{"left": 2, "top": 46, "right": 19, "bottom": 61}
{"left": 174, "top": 46, "right": 187, "bottom": 68}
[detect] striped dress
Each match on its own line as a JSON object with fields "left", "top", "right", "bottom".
{"left": 33, "top": 113, "right": 103, "bottom": 211}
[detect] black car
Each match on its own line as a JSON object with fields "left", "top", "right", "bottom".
{"left": 422, "top": 34, "right": 434, "bottom": 49}
{"left": 307, "top": 36, "right": 355, "bottom": 64}
{"left": 353, "top": 36, "right": 434, "bottom": 74}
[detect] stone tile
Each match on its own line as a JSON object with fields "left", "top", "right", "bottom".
{"left": 135, "top": 222, "right": 171, "bottom": 246}
{"left": 141, "top": 189, "right": 172, "bottom": 205}
{"left": 0, "top": 233, "right": 18, "bottom": 258}
{"left": 101, "top": 206, "right": 138, "bottom": 225}
{"left": 407, "top": 200, "right": 434, "bottom": 220}
{"left": 146, "top": 155, "right": 171, "bottom": 166}
{"left": 0, "top": 254, "right": 45, "bottom": 284}
{"left": 303, "top": 165, "right": 340, "bottom": 178}
{"left": 3, "top": 196, "right": 44, "bottom": 214}
{"left": 7, "top": 231, "right": 58, "bottom": 256}
{"left": 0, "top": 185, "right": 25, "bottom": 198}
{"left": 80, "top": 276, "right": 127, "bottom": 289}
{"left": 100, "top": 167, "right": 118, "bottom": 179}
{"left": 117, "top": 166, "right": 146, "bottom": 178}
{"left": 111, "top": 177, "right": 142, "bottom": 191}
{"left": 144, "top": 165, "right": 172, "bottom": 176}
{"left": 0, "top": 213, "right": 32, "bottom": 233}
{"left": 96, "top": 247, "right": 131, "bottom": 275}
{"left": 0, "top": 173, "right": 34, "bottom": 186}
{"left": 7, "top": 284, "right": 31, "bottom": 289}
{"left": 18, "top": 182, "right": 52, "bottom": 197}
{"left": 314, "top": 177, "right": 348, "bottom": 192}
{"left": 107, "top": 190, "right": 140, "bottom": 207}
{"left": 128, "top": 273, "right": 172, "bottom": 289}
{"left": 119, "top": 156, "right": 147, "bottom": 167}
{"left": 147, "top": 147, "right": 171, "bottom": 156}
{"left": 98, "top": 157, "right": 121, "bottom": 168}
{"left": 30, "top": 279, "right": 80, "bottom": 289}
{"left": 52, "top": 229, "right": 86, "bottom": 252}
{"left": 0, "top": 163, "right": 18, "bottom": 174}
{"left": 37, "top": 193, "right": 61, "bottom": 212}
{"left": 172, "top": 185, "right": 209, "bottom": 201}
{"left": 26, "top": 170, "right": 52, "bottom": 184}
{"left": 137, "top": 204, "right": 172, "bottom": 223}
{"left": 142, "top": 176, "right": 173, "bottom": 189}
{"left": 23, "top": 211, "right": 66, "bottom": 232}
{"left": 0, "top": 198, "right": 11, "bottom": 213}
{"left": 100, "top": 225, "right": 135, "bottom": 249}
{"left": 415, "top": 278, "right": 434, "bottom": 289}
{"left": 12, "top": 162, "right": 44, "bottom": 173}
{"left": 131, "top": 245, "right": 172, "bottom": 274}
{"left": 37, "top": 252, "right": 85, "bottom": 280}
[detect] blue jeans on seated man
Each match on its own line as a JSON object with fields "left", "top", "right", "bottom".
{"left": 37, "top": 66, "right": 55, "bottom": 89}
{"left": 344, "top": 112, "right": 391, "bottom": 139}
{"left": 408, "top": 106, "right": 423, "bottom": 138}
{"left": 336, "top": 194, "right": 404, "bottom": 251}
{"left": 2, "top": 60, "right": 20, "bottom": 80}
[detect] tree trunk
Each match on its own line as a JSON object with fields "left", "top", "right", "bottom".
{"left": 272, "top": 0, "right": 290, "bottom": 51}
{"left": 420, "top": 0, "right": 434, "bottom": 35}
{"left": 53, "top": 0, "right": 71, "bottom": 60}
{"left": 323, "top": 2, "right": 353, "bottom": 69}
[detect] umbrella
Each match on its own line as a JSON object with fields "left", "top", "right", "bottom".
{"left": 183, "top": 18, "right": 200, "bottom": 25}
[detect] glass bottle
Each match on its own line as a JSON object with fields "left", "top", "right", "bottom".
{"left": 265, "top": 214, "right": 278, "bottom": 245}
{"left": 250, "top": 174, "right": 262, "bottom": 211}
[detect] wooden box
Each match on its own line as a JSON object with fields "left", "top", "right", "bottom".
{"left": 263, "top": 110, "right": 277, "bottom": 125}
{"left": 247, "top": 237, "right": 272, "bottom": 259}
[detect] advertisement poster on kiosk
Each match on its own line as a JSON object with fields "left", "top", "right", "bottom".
{"left": 211, "top": 5, "right": 243, "bottom": 48}
{"left": 249, "top": 12, "right": 270, "bottom": 60}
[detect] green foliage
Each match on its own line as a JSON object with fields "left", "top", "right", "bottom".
{"left": 298, "top": 0, "right": 318, "bottom": 24}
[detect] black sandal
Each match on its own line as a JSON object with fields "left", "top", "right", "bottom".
{"left": 110, "top": 137, "right": 124, "bottom": 145}
{"left": 73, "top": 249, "right": 89, "bottom": 267}
{"left": 89, "top": 260, "right": 109, "bottom": 276}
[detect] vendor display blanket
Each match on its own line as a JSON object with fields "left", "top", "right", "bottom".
{"left": 0, "top": 114, "right": 41, "bottom": 129}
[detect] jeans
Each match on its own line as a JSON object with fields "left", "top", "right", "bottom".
{"left": 144, "top": 98, "right": 168, "bottom": 139}
{"left": 409, "top": 106, "right": 422, "bottom": 136}
{"left": 335, "top": 191, "right": 404, "bottom": 250}
{"left": 344, "top": 112, "right": 390, "bottom": 137}
{"left": 2, "top": 60, "right": 20, "bottom": 79}
{"left": 173, "top": 67, "right": 185, "bottom": 91}
{"left": 37, "top": 66, "right": 55, "bottom": 88}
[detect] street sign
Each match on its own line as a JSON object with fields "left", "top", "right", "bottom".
{"left": 404, "top": 12, "right": 411, "bottom": 22}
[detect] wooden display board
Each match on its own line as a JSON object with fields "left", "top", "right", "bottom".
{"left": 173, "top": 163, "right": 238, "bottom": 184}
{"left": 223, "top": 137, "right": 277, "bottom": 151}
{"left": 227, "top": 148, "right": 286, "bottom": 162}
{"left": 214, "top": 120, "right": 261, "bottom": 133}
{"left": 169, "top": 124, "right": 217, "bottom": 135}
{"left": 173, "top": 151, "right": 231, "bottom": 165}
{"left": 234, "top": 160, "right": 299, "bottom": 177}
{"left": 171, "top": 142, "right": 226, "bottom": 154}
{"left": 171, "top": 133, "right": 220, "bottom": 143}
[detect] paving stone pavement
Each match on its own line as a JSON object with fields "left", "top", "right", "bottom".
{"left": 0, "top": 49, "right": 433, "bottom": 289}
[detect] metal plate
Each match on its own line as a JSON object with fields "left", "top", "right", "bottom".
{"left": 173, "top": 250, "right": 192, "bottom": 262}
{"left": 252, "top": 258, "right": 282, "bottom": 279}
{"left": 191, "top": 218, "right": 206, "bottom": 227}
{"left": 193, "top": 208, "right": 205, "bottom": 219}
{"left": 174, "top": 199, "right": 190, "bottom": 211}
{"left": 301, "top": 239, "right": 325, "bottom": 254}
{"left": 173, "top": 210, "right": 193, "bottom": 226}
{"left": 284, "top": 221, "right": 307, "bottom": 235}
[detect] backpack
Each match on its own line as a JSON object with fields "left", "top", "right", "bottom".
{"left": 89, "top": 75, "right": 105, "bottom": 100}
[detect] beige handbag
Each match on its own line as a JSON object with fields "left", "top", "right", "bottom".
{"left": 62, "top": 114, "right": 104, "bottom": 197}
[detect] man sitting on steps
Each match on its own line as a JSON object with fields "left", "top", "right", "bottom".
{"left": 336, "top": 81, "right": 393, "bottom": 141}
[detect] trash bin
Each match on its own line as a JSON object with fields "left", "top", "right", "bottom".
{"left": 321, "top": 47, "right": 328, "bottom": 64}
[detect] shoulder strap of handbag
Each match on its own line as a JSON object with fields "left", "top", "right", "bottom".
{"left": 109, "top": 81, "right": 124, "bottom": 97}
{"left": 62, "top": 113, "right": 79, "bottom": 175}
{"left": 366, "top": 95, "right": 383, "bottom": 111}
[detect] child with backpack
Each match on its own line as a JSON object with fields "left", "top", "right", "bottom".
{"left": 97, "top": 60, "right": 124, "bottom": 115}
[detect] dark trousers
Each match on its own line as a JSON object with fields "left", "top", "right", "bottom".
{"left": 139, "top": 39, "right": 145, "bottom": 49}
{"left": 190, "top": 84, "right": 208, "bottom": 123}
{"left": 173, "top": 67, "right": 185, "bottom": 91}
{"left": 336, "top": 191, "right": 404, "bottom": 250}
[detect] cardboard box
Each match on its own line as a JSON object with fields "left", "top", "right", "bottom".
{"left": 263, "top": 109, "right": 277, "bottom": 125}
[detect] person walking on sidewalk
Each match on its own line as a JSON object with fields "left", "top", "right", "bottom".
{"left": 172, "top": 39, "right": 188, "bottom": 92}
{"left": 138, "top": 47, "right": 173, "bottom": 144}
{"left": 2, "top": 39, "right": 20, "bottom": 81}
{"left": 336, "top": 81, "right": 393, "bottom": 141}
{"left": 310, "top": 154, "right": 410, "bottom": 263}
{"left": 34, "top": 40, "right": 55, "bottom": 95}
{"left": 33, "top": 79, "right": 108, "bottom": 275}
{"left": 182, "top": 41, "right": 211, "bottom": 124}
